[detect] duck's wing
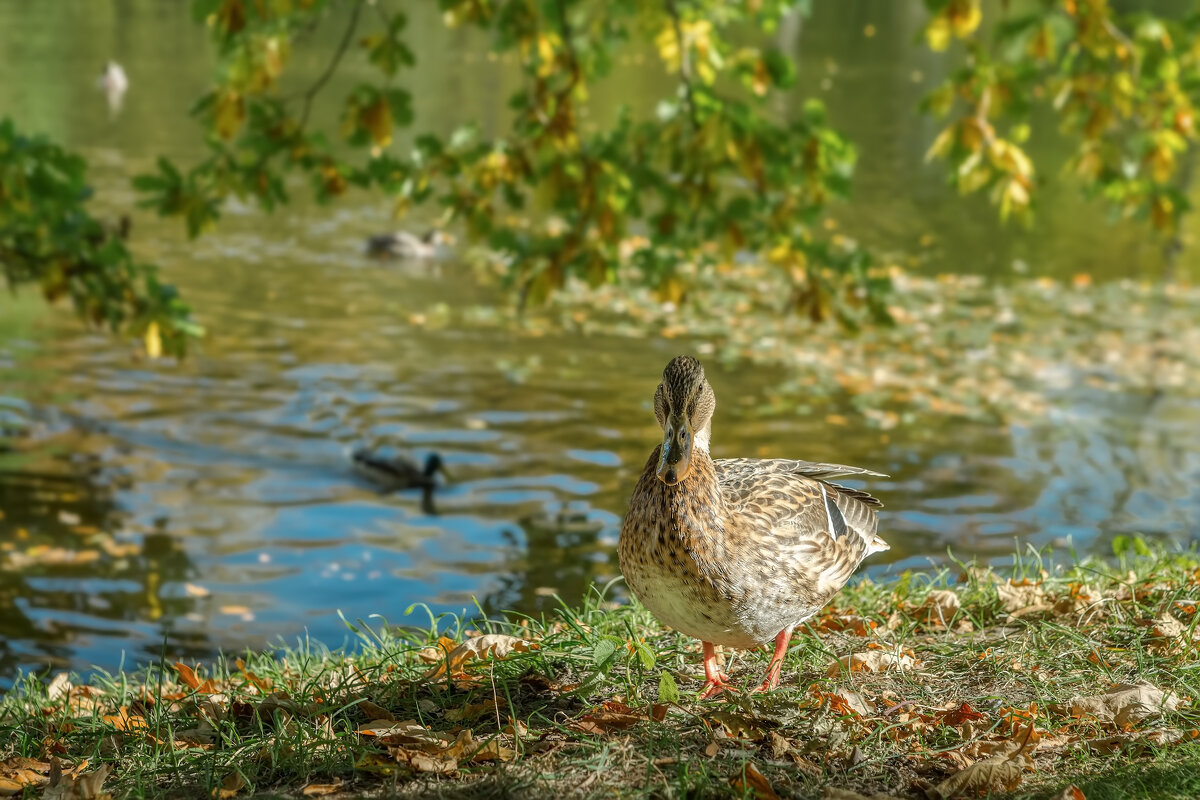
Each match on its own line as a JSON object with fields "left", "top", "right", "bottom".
{"left": 352, "top": 449, "right": 420, "bottom": 484}
{"left": 714, "top": 458, "right": 889, "bottom": 598}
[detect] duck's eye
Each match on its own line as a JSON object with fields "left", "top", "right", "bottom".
{"left": 678, "top": 430, "right": 689, "bottom": 444}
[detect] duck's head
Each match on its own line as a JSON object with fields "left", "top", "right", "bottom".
{"left": 423, "top": 453, "right": 450, "bottom": 480}
{"left": 653, "top": 355, "right": 716, "bottom": 486}
{"left": 422, "top": 230, "right": 455, "bottom": 247}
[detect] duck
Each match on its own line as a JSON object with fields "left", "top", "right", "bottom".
{"left": 365, "top": 230, "right": 453, "bottom": 260}
{"left": 618, "top": 356, "right": 888, "bottom": 698}
{"left": 351, "top": 448, "right": 448, "bottom": 491}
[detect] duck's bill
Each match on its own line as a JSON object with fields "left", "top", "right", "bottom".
{"left": 656, "top": 416, "right": 692, "bottom": 485}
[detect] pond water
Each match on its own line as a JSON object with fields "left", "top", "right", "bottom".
{"left": 1, "top": 0, "right": 1198, "bottom": 686}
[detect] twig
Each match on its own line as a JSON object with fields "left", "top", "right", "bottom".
{"left": 299, "top": 0, "right": 366, "bottom": 127}
{"left": 664, "top": 0, "right": 699, "bottom": 132}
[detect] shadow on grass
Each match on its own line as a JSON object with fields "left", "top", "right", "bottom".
{"left": 1036, "top": 740, "right": 1200, "bottom": 800}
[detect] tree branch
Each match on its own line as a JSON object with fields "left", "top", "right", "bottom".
{"left": 299, "top": 0, "right": 366, "bottom": 127}
{"left": 665, "top": 0, "right": 699, "bottom": 132}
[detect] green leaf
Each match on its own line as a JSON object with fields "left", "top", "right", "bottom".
{"left": 658, "top": 671, "right": 679, "bottom": 703}
{"left": 634, "top": 642, "right": 656, "bottom": 670}
{"left": 592, "top": 639, "right": 618, "bottom": 671}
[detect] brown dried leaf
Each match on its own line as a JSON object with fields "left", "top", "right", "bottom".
{"left": 730, "top": 762, "right": 779, "bottom": 799}
{"left": 445, "top": 699, "right": 497, "bottom": 722}
{"left": 417, "top": 636, "right": 457, "bottom": 664}
{"left": 390, "top": 747, "right": 457, "bottom": 774}
{"left": 768, "top": 730, "right": 792, "bottom": 759}
{"left": 43, "top": 765, "right": 112, "bottom": 800}
{"left": 211, "top": 772, "right": 246, "bottom": 800}
{"left": 102, "top": 707, "right": 148, "bottom": 732}
{"left": 1054, "top": 682, "right": 1181, "bottom": 728}
{"left": 827, "top": 650, "right": 915, "bottom": 676}
{"left": 174, "top": 662, "right": 218, "bottom": 694}
{"left": 827, "top": 688, "right": 872, "bottom": 717}
{"left": 357, "top": 700, "right": 394, "bottom": 722}
{"left": 996, "top": 580, "right": 1049, "bottom": 616}
{"left": 468, "top": 737, "right": 517, "bottom": 762}
{"left": 425, "top": 634, "right": 537, "bottom": 680}
{"left": 928, "top": 754, "right": 1027, "bottom": 798}
{"left": 300, "top": 781, "right": 343, "bottom": 797}
{"left": 917, "top": 590, "right": 961, "bottom": 628}
{"left": 709, "top": 711, "right": 768, "bottom": 741}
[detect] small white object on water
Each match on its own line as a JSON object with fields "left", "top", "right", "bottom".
{"left": 98, "top": 60, "right": 128, "bottom": 115}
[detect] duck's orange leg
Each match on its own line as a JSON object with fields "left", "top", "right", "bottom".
{"left": 753, "top": 626, "right": 794, "bottom": 693}
{"left": 698, "top": 641, "right": 733, "bottom": 699}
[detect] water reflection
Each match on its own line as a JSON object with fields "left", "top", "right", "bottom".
{"left": 0, "top": 466, "right": 209, "bottom": 681}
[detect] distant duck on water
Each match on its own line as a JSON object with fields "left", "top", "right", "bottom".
{"left": 365, "top": 230, "right": 454, "bottom": 260}
{"left": 351, "top": 448, "right": 449, "bottom": 491}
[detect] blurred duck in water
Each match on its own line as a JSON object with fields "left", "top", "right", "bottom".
{"left": 352, "top": 448, "right": 449, "bottom": 491}
{"left": 365, "top": 230, "right": 454, "bottom": 260}
{"left": 98, "top": 61, "right": 128, "bottom": 115}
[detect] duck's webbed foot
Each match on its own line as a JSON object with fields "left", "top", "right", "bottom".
{"left": 751, "top": 626, "right": 794, "bottom": 694}
{"left": 698, "top": 641, "right": 733, "bottom": 699}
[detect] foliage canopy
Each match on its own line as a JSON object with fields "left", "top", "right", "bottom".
{"left": 4, "top": 0, "right": 1200, "bottom": 355}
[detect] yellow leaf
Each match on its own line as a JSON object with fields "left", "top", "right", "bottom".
{"left": 925, "top": 16, "right": 952, "bottom": 51}
{"left": 362, "top": 96, "right": 394, "bottom": 148}
{"left": 144, "top": 322, "right": 162, "bottom": 359}
{"left": 213, "top": 89, "right": 245, "bottom": 140}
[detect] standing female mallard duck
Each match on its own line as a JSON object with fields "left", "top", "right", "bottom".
{"left": 619, "top": 356, "right": 888, "bottom": 698}
{"left": 365, "top": 230, "right": 453, "bottom": 260}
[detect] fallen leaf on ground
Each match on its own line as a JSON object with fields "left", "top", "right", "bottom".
{"left": 417, "top": 636, "right": 457, "bottom": 664}
{"left": 730, "top": 762, "right": 779, "bottom": 799}
{"left": 996, "top": 580, "right": 1050, "bottom": 616}
{"left": 709, "top": 711, "right": 768, "bottom": 741}
{"left": 828, "top": 688, "right": 872, "bottom": 717}
{"left": 300, "top": 780, "right": 343, "bottom": 796}
{"left": 43, "top": 765, "right": 111, "bottom": 800}
{"left": 425, "top": 634, "right": 537, "bottom": 679}
{"left": 1048, "top": 785, "right": 1086, "bottom": 800}
{"left": 445, "top": 699, "right": 497, "bottom": 722}
{"left": 1053, "top": 682, "right": 1180, "bottom": 728}
{"left": 928, "top": 753, "right": 1028, "bottom": 798}
{"left": 102, "top": 707, "right": 148, "bottom": 732}
{"left": 174, "top": 662, "right": 218, "bottom": 694}
{"left": 570, "top": 709, "right": 643, "bottom": 734}
{"left": 357, "top": 700, "right": 394, "bottom": 722}
{"left": 827, "top": 650, "right": 915, "bottom": 676}
{"left": 818, "top": 614, "right": 878, "bottom": 636}
{"left": 937, "top": 702, "right": 985, "bottom": 728}
{"left": 48, "top": 674, "right": 73, "bottom": 700}
{"left": 1082, "top": 728, "right": 1196, "bottom": 755}
{"left": 211, "top": 772, "right": 246, "bottom": 799}
{"left": 917, "top": 590, "right": 961, "bottom": 627}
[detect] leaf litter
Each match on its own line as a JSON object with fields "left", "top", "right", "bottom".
{"left": 1, "top": 551, "right": 1198, "bottom": 798}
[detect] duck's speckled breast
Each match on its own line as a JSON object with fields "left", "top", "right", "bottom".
{"left": 618, "top": 447, "right": 792, "bottom": 648}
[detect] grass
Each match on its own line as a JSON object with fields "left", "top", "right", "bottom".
{"left": 2, "top": 546, "right": 1200, "bottom": 799}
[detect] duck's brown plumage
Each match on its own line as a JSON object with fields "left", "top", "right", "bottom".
{"left": 618, "top": 356, "right": 888, "bottom": 695}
